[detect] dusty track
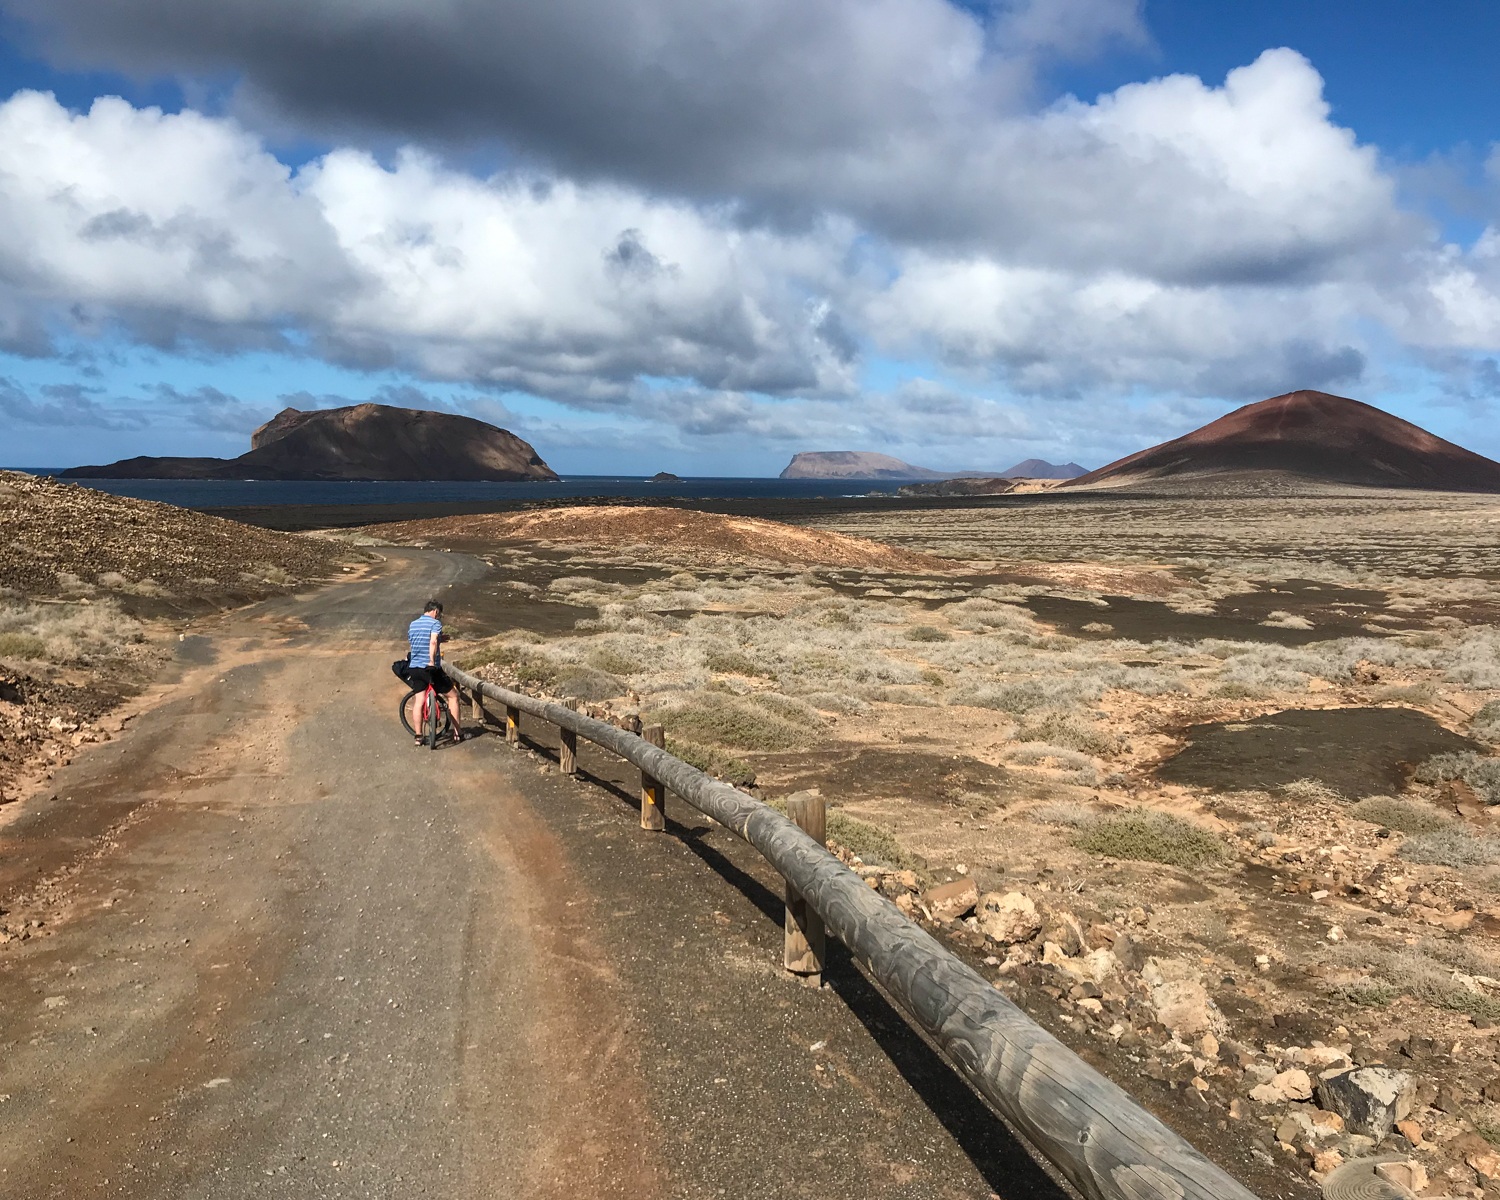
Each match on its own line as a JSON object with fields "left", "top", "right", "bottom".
{"left": 0, "top": 551, "right": 1066, "bottom": 1200}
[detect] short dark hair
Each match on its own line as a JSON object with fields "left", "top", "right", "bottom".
{"left": 424, "top": 600, "right": 443, "bottom": 615}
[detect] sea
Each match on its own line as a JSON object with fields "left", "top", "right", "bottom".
{"left": 8, "top": 471, "right": 909, "bottom": 509}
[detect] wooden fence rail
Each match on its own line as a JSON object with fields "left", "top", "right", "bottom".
{"left": 443, "top": 662, "right": 1259, "bottom": 1200}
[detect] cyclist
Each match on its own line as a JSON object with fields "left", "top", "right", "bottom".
{"left": 406, "top": 599, "right": 466, "bottom": 744}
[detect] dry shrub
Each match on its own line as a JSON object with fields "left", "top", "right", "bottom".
{"left": 1015, "top": 711, "right": 1118, "bottom": 756}
{"left": 1334, "top": 940, "right": 1500, "bottom": 1018}
{"left": 954, "top": 678, "right": 1087, "bottom": 714}
{"left": 1261, "top": 611, "right": 1315, "bottom": 630}
{"left": 0, "top": 599, "right": 145, "bottom": 666}
{"left": 800, "top": 691, "right": 869, "bottom": 716}
{"left": 1473, "top": 701, "right": 1500, "bottom": 744}
{"left": 1349, "top": 796, "right": 1449, "bottom": 834}
{"left": 1282, "top": 777, "right": 1344, "bottom": 804}
{"left": 1447, "top": 628, "right": 1500, "bottom": 688}
{"left": 1400, "top": 828, "right": 1500, "bottom": 867}
{"left": 906, "top": 625, "right": 951, "bottom": 643}
{"left": 1073, "top": 810, "right": 1224, "bottom": 868}
{"left": 1006, "top": 743, "right": 1099, "bottom": 784}
{"left": 1029, "top": 801, "right": 1096, "bottom": 826}
{"left": 1415, "top": 751, "right": 1500, "bottom": 803}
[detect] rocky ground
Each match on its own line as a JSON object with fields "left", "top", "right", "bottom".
{"left": 0, "top": 472, "right": 354, "bottom": 810}
{"left": 375, "top": 491, "right": 1500, "bottom": 1200}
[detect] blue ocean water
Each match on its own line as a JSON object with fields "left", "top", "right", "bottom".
{"left": 9, "top": 471, "right": 907, "bottom": 508}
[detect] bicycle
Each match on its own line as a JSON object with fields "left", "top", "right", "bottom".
{"left": 398, "top": 679, "right": 454, "bottom": 750}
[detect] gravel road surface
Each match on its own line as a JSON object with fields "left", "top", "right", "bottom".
{"left": 0, "top": 550, "right": 1067, "bottom": 1199}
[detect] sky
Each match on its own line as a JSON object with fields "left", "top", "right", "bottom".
{"left": 1, "top": 1, "right": 1499, "bottom": 476}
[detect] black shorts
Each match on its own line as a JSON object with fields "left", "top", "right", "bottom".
{"left": 406, "top": 665, "right": 453, "bottom": 694}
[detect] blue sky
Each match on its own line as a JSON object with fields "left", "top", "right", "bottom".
{"left": 1, "top": 0, "right": 1498, "bottom": 475}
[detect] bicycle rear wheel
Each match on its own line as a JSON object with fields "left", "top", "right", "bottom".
{"left": 399, "top": 689, "right": 424, "bottom": 738}
{"left": 424, "top": 688, "right": 440, "bottom": 749}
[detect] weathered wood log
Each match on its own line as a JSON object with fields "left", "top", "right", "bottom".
{"left": 560, "top": 699, "right": 579, "bottom": 776}
{"left": 784, "top": 792, "right": 826, "bottom": 987}
{"left": 640, "top": 724, "right": 666, "bottom": 830}
{"left": 468, "top": 686, "right": 486, "bottom": 727}
{"left": 505, "top": 704, "right": 520, "bottom": 746}
{"left": 443, "top": 664, "right": 1259, "bottom": 1200}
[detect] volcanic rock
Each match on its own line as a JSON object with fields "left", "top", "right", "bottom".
{"left": 998, "top": 458, "right": 1087, "bottom": 479}
{"left": 1066, "top": 390, "right": 1500, "bottom": 493}
{"left": 1315, "top": 1066, "right": 1415, "bottom": 1141}
{"left": 780, "top": 451, "right": 951, "bottom": 480}
{"left": 61, "top": 403, "right": 558, "bottom": 482}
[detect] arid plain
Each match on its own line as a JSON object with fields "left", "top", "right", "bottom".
{"left": 371, "top": 486, "right": 1500, "bottom": 1198}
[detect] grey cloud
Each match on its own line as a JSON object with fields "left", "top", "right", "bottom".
{"left": 0, "top": 378, "right": 149, "bottom": 429}
{"left": 8, "top": 0, "right": 1342, "bottom": 286}
{"left": 155, "top": 383, "right": 275, "bottom": 432}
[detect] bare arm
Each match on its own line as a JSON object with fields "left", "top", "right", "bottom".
{"left": 429, "top": 630, "right": 441, "bottom": 664}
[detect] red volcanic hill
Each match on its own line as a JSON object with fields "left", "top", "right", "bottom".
{"left": 1066, "top": 390, "right": 1500, "bottom": 493}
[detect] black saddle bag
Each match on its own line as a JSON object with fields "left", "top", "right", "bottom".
{"left": 391, "top": 655, "right": 412, "bottom": 685}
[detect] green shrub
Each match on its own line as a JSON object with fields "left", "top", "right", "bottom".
{"left": 1073, "top": 811, "right": 1225, "bottom": 868}
{"left": 1331, "top": 979, "right": 1398, "bottom": 1007}
{"left": 462, "top": 642, "right": 564, "bottom": 688}
{"left": 555, "top": 668, "right": 624, "bottom": 702}
{"left": 744, "top": 692, "right": 827, "bottom": 730}
{"left": 704, "top": 648, "right": 768, "bottom": 677}
{"left": 665, "top": 736, "right": 755, "bottom": 787}
{"left": 650, "top": 693, "right": 813, "bottom": 751}
{"left": 906, "top": 625, "right": 951, "bottom": 643}
{"left": 586, "top": 646, "right": 641, "bottom": 676}
{"left": 1349, "top": 796, "right": 1449, "bottom": 834}
{"left": 826, "top": 811, "right": 924, "bottom": 871}
{"left": 0, "top": 631, "right": 45, "bottom": 659}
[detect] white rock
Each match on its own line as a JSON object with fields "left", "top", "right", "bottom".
{"left": 977, "top": 891, "right": 1042, "bottom": 945}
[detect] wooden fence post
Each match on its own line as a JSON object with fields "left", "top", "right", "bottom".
{"left": 784, "top": 792, "right": 827, "bottom": 988}
{"left": 468, "top": 686, "right": 486, "bottom": 729}
{"left": 505, "top": 705, "right": 520, "bottom": 746}
{"left": 560, "top": 699, "right": 579, "bottom": 776}
{"left": 640, "top": 724, "right": 666, "bottom": 830}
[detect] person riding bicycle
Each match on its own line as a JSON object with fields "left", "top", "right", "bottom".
{"left": 406, "top": 600, "right": 466, "bottom": 744}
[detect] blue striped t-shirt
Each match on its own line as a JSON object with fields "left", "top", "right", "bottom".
{"left": 408, "top": 614, "right": 442, "bottom": 668}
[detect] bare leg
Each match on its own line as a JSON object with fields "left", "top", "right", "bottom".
{"left": 446, "top": 690, "right": 462, "bottom": 738}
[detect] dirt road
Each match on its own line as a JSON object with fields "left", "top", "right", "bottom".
{"left": 0, "top": 552, "right": 1066, "bottom": 1200}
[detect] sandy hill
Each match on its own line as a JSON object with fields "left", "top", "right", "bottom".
{"left": 0, "top": 472, "right": 337, "bottom": 599}
{"left": 372, "top": 505, "right": 950, "bottom": 572}
{"left": 1066, "top": 390, "right": 1500, "bottom": 493}
{"left": 61, "top": 403, "right": 558, "bottom": 482}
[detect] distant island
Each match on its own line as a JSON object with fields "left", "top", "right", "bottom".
{"left": 1064, "top": 390, "right": 1500, "bottom": 493}
{"left": 648, "top": 471, "right": 682, "bottom": 482}
{"left": 780, "top": 451, "right": 1085, "bottom": 481}
{"left": 60, "top": 403, "right": 558, "bottom": 482}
